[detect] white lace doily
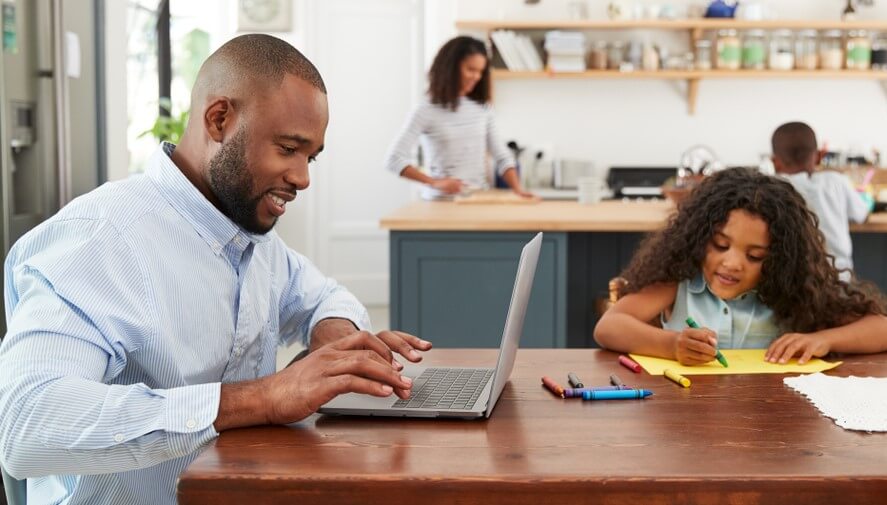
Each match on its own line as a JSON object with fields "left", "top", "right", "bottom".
{"left": 784, "top": 373, "right": 887, "bottom": 432}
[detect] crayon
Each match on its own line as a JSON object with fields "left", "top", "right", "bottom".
{"left": 664, "top": 369, "right": 691, "bottom": 388}
{"left": 685, "top": 316, "right": 729, "bottom": 368}
{"left": 541, "top": 376, "right": 564, "bottom": 398}
{"left": 618, "top": 354, "right": 642, "bottom": 373}
{"left": 582, "top": 389, "right": 653, "bottom": 400}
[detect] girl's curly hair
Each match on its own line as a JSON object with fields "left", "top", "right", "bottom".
{"left": 620, "top": 167, "right": 886, "bottom": 332}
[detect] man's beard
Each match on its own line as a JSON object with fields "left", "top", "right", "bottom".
{"left": 207, "top": 128, "right": 275, "bottom": 234}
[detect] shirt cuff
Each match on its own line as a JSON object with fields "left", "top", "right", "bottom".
{"left": 161, "top": 382, "right": 221, "bottom": 457}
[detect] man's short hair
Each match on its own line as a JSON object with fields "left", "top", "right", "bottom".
{"left": 199, "top": 33, "right": 326, "bottom": 96}
{"left": 771, "top": 122, "right": 817, "bottom": 168}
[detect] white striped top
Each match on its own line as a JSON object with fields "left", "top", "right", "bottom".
{"left": 384, "top": 97, "right": 515, "bottom": 200}
{"left": 0, "top": 143, "right": 370, "bottom": 504}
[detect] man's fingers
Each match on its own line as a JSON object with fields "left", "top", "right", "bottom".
{"left": 331, "top": 331, "right": 395, "bottom": 364}
{"left": 325, "top": 350, "right": 413, "bottom": 391}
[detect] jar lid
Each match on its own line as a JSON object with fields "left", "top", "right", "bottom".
{"left": 797, "top": 29, "right": 818, "bottom": 37}
{"left": 695, "top": 39, "right": 711, "bottom": 47}
{"left": 718, "top": 29, "right": 738, "bottom": 36}
{"left": 772, "top": 29, "right": 793, "bottom": 37}
{"left": 745, "top": 29, "right": 766, "bottom": 37}
{"left": 848, "top": 30, "right": 869, "bottom": 36}
{"left": 823, "top": 29, "right": 843, "bottom": 37}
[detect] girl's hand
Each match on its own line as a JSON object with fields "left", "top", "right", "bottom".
{"left": 674, "top": 327, "right": 718, "bottom": 365}
{"left": 430, "top": 177, "right": 464, "bottom": 194}
{"left": 765, "top": 333, "right": 831, "bottom": 365}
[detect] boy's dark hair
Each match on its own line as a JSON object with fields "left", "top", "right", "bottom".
{"left": 620, "top": 167, "right": 885, "bottom": 332}
{"left": 772, "top": 122, "right": 818, "bottom": 170}
{"left": 427, "top": 36, "right": 490, "bottom": 111}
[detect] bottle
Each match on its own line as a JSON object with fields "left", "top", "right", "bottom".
{"left": 642, "top": 43, "right": 660, "bottom": 71}
{"left": 871, "top": 32, "right": 887, "bottom": 70}
{"left": 769, "top": 30, "right": 794, "bottom": 70}
{"left": 742, "top": 30, "right": 766, "bottom": 70}
{"left": 694, "top": 39, "right": 712, "bottom": 70}
{"left": 795, "top": 29, "right": 819, "bottom": 70}
{"left": 846, "top": 30, "right": 872, "bottom": 70}
{"left": 589, "top": 41, "right": 608, "bottom": 70}
{"left": 608, "top": 41, "right": 625, "bottom": 70}
{"left": 820, "top": 30, "right": 844, "bottom": 70}
{"left": 716, "top": 29, "right": 741, "bottom": 70}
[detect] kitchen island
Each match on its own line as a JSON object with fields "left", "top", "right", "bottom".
{"left": 381, "top": 199, "right": 887, "bottom": 348}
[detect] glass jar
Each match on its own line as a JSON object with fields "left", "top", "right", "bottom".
{"left": 694, "top": 39, "right": 712, "bottom": 70}
{"left": 795, "top": 29, "right": 819, "bottom": 70}
{"left": 716, "top": 29, "right": 741, "bottom": 70}
{"left": 819, "top": 30, "right": 844, "bottom": 70}
{"left": 588, "top": 41, "right": 608, "bottom": 70}
{"left": 873, "top": 33, "right": 887, "bottom": 70}
{"left": 846, "top": 30, "right": 872, "bottom": 70}
{"left": 769, "top": 30, "right": 794, "bottom": 70}
{"left": 607, "top": 41, "right": 625, "bottom": 70}
{"left": 742, "top": 30, "right": 766, "bottom": 69}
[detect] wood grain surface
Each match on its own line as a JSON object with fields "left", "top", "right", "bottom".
{"left": 379, "top": 200, "right": 887, "bottom": 232}
{"left": 178, "top": 349, "right": 887, "bottom": 505}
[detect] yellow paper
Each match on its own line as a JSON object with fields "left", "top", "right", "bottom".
{"left": 629, "top": 349, "right": 841, "bottom": 375}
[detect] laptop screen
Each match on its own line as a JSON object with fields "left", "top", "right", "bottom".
{"left": 483, "top": 232, "right": 542, "bottom": 418}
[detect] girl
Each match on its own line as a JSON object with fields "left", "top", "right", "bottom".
{"left": 384, "top": 36, "right": 533, "bottom": 200}
{"left": 594, "top": 167, "right": 887, "bottom": 365}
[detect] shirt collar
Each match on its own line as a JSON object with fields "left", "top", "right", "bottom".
{"left": 145, "top": 143, "right": 271, "bottom": 255}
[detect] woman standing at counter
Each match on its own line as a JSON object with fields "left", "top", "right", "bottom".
{"left": 384, "top": 36, "right": 533, "bottom": 200}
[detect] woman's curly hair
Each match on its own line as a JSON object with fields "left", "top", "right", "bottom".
{"left": 620, "top": 167, "right": 886, "bottom": 332}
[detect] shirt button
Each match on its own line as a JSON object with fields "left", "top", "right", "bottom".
{"left": 186, "top": 419, "right": 197, "bottom": 429}
{"left": 114, "top": 433, "right": 124, "bottom": 443}
{"left": 723, "top": 307, "right": 729, "bottom": 314}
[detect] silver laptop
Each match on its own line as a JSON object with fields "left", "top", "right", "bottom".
{"left": 319, "top": 232, "right": 543, "bottom": 419}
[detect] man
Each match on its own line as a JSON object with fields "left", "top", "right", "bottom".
{"left": 771, "top": 121, "right": 870, "bottom": 279}
{"left": 0, "top": 34, "right": 430, "bottom": 504}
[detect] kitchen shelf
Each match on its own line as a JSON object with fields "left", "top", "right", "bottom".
{"left": 463, "top": 19, "right": 887, "bottom": 114}
{"left": 457, "top": 19, "right": 887, "bottom": 31}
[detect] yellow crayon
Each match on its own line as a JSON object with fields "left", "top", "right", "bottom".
{"left": 664, "top": 369, "right": 691, "bottom": 388}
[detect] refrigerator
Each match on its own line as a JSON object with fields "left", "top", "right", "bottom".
{"left": 0, "top": 0, "right": 104, "bottom": 337}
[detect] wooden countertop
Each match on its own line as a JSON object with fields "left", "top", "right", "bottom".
{"left": 179, "top": 349, "right": 887, "bottom": 505}
{"left": 380, "top": 199, "right": 887, "bottom": 232}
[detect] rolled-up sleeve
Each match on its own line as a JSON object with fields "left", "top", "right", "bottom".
{"left": 0, "top": 221, "right": 220, "bottom": 479}
{"left": 277, "top": 247, "right": 371, "bottom": 348}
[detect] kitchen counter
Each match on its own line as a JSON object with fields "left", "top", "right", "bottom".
{"left": 381, "top": 199, "right": 887, "bottom": 232}
{"left": 383, "top": 199, "right": 887, "bottom": 349}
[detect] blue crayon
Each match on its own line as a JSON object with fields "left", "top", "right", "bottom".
{"left": 563, "top": 386, "right": 624, "bottom": 398}
{"left": 582, "top": 389, "right": 653, "bottom": 400}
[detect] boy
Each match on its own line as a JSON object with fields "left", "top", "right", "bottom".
{"left": 771, "top": 121, "right": 870, "bottom": 278}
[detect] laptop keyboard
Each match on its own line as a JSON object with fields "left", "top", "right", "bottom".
{"left": 392, "top": 367, "right": 494, "bottom": 410}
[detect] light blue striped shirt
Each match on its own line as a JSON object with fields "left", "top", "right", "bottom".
{"left": 0, "top": 143, "right": 370, "bottom": 504}
{"left": 662, "top": 273, "right": 782, "bottom": 349}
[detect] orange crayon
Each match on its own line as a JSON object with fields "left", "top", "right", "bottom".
{"left": 541, "top": 376, "right": 565, "bottom": 398}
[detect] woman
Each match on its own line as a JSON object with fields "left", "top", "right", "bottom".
{"left": 384, "top": 36, "right": 532, "bottom": 200}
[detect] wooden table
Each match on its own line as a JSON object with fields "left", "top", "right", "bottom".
{"left": 178, "top": 349, "right": 887, "bottom": 505}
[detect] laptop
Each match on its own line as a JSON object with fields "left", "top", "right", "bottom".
{"left": 319, "top": 232, "right": 543, "bottom": 419}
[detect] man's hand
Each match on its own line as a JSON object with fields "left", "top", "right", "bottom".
{"left": 765, "top": 332, "right": 831, "bottom": 365}
{"left": 673, "top": 327, "right": 718, "bottom": 366}
{"left": 214, "top": 331, "right": 414, "bottom": 431}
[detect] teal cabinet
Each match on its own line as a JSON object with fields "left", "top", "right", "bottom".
{"left": 390, "top": 232, "right": 567, "bottom": 348}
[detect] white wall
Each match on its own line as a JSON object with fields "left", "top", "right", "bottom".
{"left": 440, "top": 0, "right": 887, "bottom": 170}
{"left": 104, "top": 0, "right": 129, "bottom": 181}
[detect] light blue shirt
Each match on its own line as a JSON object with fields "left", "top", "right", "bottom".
{"left": 0, "top": 144, "right": 370, "bottom": 504}
{"left": 662, "top": 274, "right": 782, "bottom": 349}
